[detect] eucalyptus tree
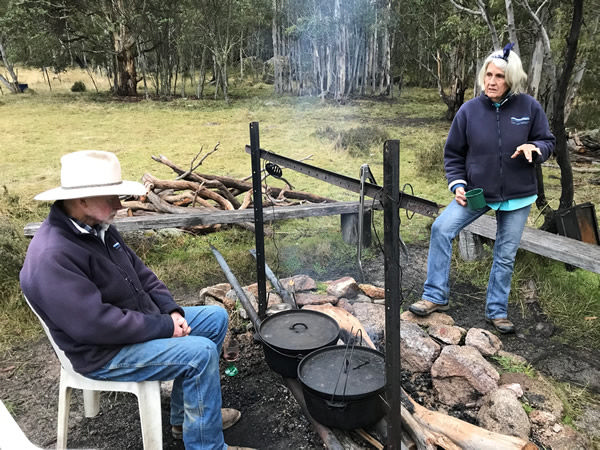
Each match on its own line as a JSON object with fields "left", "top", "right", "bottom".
{"left": 393, "top": 0, "right": 488, "bottom": 119}
{"left": 0, "top": 0, "right": 26, "bottom": 92}
{"left": 270, "top": 0, "right": 394, "bottom": 100}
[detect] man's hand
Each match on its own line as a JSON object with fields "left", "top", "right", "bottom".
{"left": 512, "top": 144, "right": 541, "bottom": 163}
{"left": 171, "top": 312, "right": 191, "bottom": 338}
{"left": 454, "top": 186, "right": 467, "bottom": 207}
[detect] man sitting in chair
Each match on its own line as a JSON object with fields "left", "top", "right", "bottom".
{"left": 20, "top": 150, "right": 251, "bottom": 450}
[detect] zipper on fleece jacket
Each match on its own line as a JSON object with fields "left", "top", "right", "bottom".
{"left": 493, "top": 95, "right": 511, "bottom": 202}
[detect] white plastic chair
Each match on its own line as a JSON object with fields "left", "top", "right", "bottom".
{"left": 23, "top": 296, "right": 163, "bottom": 450}
{"left": 0, "top": 399, "right": 43, "bottom": 450}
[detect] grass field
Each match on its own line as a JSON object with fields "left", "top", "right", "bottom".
{"left": 1, "top": 67, "right": 599, "bottom": 353}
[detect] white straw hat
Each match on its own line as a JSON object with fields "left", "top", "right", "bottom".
{"left": 35, "top": 150, "right": 147, "bottom": 201}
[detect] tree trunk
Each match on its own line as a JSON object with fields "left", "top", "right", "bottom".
{"left": 113, "top": 30, "right": 137, "bottom": 96}
{"left": 272, "top": 0, "right": 282, "bottom": 93}
{"left": 477, "top": 0, "right": 500, "bottom": 50}
{"left": 198, "top": 46, "right": 207, "bottom": 98}
{"left": 527, "top": 36, "right": 545, "bottom": 99}
{"left": 240, "top": 29, "right": 244, "bottom": 79}
{"left": 0, "top": 41, "right": 19, "bottom": 93}
{"left": 553, "top": 0, "right": 583, "bottom": 211}
{"left": 334, "top": 0, "right": 346, "bottom": 101}
{"left": 504, "top": 0, "right": 520, "bottom": 55}
{"left": 43, "top": 67, "right": 52, "bottom": 91}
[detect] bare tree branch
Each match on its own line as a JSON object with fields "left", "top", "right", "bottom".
{"left": 449, "top": 0, "right": 480, "bottom": 15}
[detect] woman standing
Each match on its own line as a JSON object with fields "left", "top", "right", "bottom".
{"left": 408, "top": 44, "right": 555, "bottom": 333}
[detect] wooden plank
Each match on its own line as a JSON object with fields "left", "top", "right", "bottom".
{"left": 464, "top": 214, "right": 600, "bottom": 274}
{"left": 24, "top": 201, "right": 380, "bottom": 237}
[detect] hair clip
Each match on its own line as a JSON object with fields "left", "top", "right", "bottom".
{"left": 492, "top": 43, "right": 514, "bottom": 61}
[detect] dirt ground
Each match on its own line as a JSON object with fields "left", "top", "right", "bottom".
{"left": 1, "top": 243, "right": 599, "bottom": 449}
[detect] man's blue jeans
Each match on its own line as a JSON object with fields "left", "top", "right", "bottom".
{"left": 422, "top": 200, "right": 530, "bottom": 319}
{"left": 87, "top": 305, "right": 229, "bottom": 450}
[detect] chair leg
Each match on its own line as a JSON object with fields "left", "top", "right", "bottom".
{"left": 136, "top": 382, "right": 163, "bottom": 450}
{"left": 82, "top": 390, "right": 101, "bottom": 417}
{"left": 56, "top": 376, "right": 72, "bottom": 450}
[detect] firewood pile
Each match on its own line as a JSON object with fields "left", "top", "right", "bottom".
{"left": 568, "top": 129, "right": 600, "bottom": 163}
{"left": 118, "top": 145, "right": 335, "bottom": 234}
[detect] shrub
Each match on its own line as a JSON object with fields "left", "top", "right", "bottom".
{"left": 71, "top": 81, "right": 86, "bottom": 92}
{"left": 0, "top": 216, "right": 27, "bottom": 304}
{"left": 415, "top": 139, "right": 446, "bottom": 180}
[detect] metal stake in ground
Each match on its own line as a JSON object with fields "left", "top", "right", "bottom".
{"left": 383, "top": 140, "right": 402, "bottom": 448}
{"left": 250, "top": 122, "right": 268, "bottom": 319}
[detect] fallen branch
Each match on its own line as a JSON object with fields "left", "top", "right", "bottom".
{"left": 175, "top": 143, "right": 220, "bottom": 180}
{"left": 143, "top": 173, "right": 234, "bottom": 210}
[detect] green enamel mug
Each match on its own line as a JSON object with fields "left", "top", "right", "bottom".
{"left": 465, "top": 188, "right": 486, "bottom": 210}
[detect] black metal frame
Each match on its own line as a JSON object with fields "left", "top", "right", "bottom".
{"left": 248, "top": 122, "right": 406, "bottom": 448}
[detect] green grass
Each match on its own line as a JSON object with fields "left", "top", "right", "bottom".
{"left": 492, "top": 355, "right": 536, "bottom": 377}
{"left": 2, "top": 68, "right": 600, "bottom": 358}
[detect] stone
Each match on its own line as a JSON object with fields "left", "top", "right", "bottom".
{"left": 428, "top": 324, "right": 465, "bottom": 345}
{"left": 280, "top": 274, "right": 317, "bottom": 292}
{"left": 350, "top": 293, "right": 372, "bottom": 303}
{"left": 477, "top": 387, "right": 531, "bottom": 438}
{"left": 352, "top": 302, "right": 386, "bottom": 346}
{"left": 266, "top": 292, "right": 284, "bottom": 307}
{"left": 529, "top": 410, "right": 557, "bottom": 427}
{"left": 358, "top": 283, "right": 385, "bottom": 299}
{"left": 400, "top": 321, "right": 441, "bottom": 373}
{"left": 199, "top": 283, "right": 231, "bottom": 306}
{"left": 465, "top": 328, "right": 503, "bottom": 356}
{"left": 543, "top": 425, "right": 591, "bottom": 450}
{"left": 431, "top": 345, "right": 499, "bottom": 406}
{"left": 336, "top": 298, "right": 355, "bottom": 314}
{"left": 294, "top": 292, "right": 338, "bottom": 306}
{"left": 499, "top": 383, "right": 523, "bottom": 398}
{"left": 326, "top": 276, "right": 360, "bottom": 299}
{"left": 498, "top": 372, "right": 564, "bottom": 419}
{"left": 400, "top": 310, "right": 455, "bottom": 326}
{"left": 226, "top": 287, "right": 257, "bottom": 320}
{"left": 203, "top": 296, "right": 226, "bottom": 308}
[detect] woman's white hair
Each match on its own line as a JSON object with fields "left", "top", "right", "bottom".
{"left": 477, "top": 48, "right": 528, "bottom": 95}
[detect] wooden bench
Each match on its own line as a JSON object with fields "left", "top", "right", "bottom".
{"left": 24, "top": 201, "right": 378, "bottom": 237}
{"left": 460, "top": 214, "right": 600, "bottom": 274}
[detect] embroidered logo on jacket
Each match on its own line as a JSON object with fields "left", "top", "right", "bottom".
{"left": 511, "top": 116, "right": 530, "bottom": 125}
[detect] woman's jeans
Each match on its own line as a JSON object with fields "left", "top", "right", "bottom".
{"left": 87, "top": 305, "right": 229, "bottom": 450}
{"left": 422, "top": 200, "right": 530, "bottom": 319}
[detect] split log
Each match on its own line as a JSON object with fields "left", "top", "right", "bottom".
{"left": 403, "top": 391, "right": 537, "bottom": 450}
{"left": 301, "top": 304, "right": 376, "bottom": 350}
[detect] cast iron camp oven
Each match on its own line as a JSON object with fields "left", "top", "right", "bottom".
{"left": 258, "top": 309, "right": 340, "bottom": 378}
{"left": 297, "top": 344, "right": 386, "bottom": 430}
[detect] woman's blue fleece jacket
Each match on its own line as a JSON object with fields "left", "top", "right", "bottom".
{"left": 20, "top": 202, "right": 183, "bottom": 374}
{"left": 444, "top": 93, "right": 555, "bottom": 202}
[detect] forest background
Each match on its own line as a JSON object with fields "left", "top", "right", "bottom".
{"left": 1, "top": 0, "right": 599, "bottom": 431}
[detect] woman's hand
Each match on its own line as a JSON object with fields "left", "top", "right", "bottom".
{"left": 171, "top": 311, "right": 191, "bottom": 337}
{"left": 455, "top": 186, "right": 467, "bottom": 207}
{"left": 512, "top": 144, "right": 541, "bottom": 163}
